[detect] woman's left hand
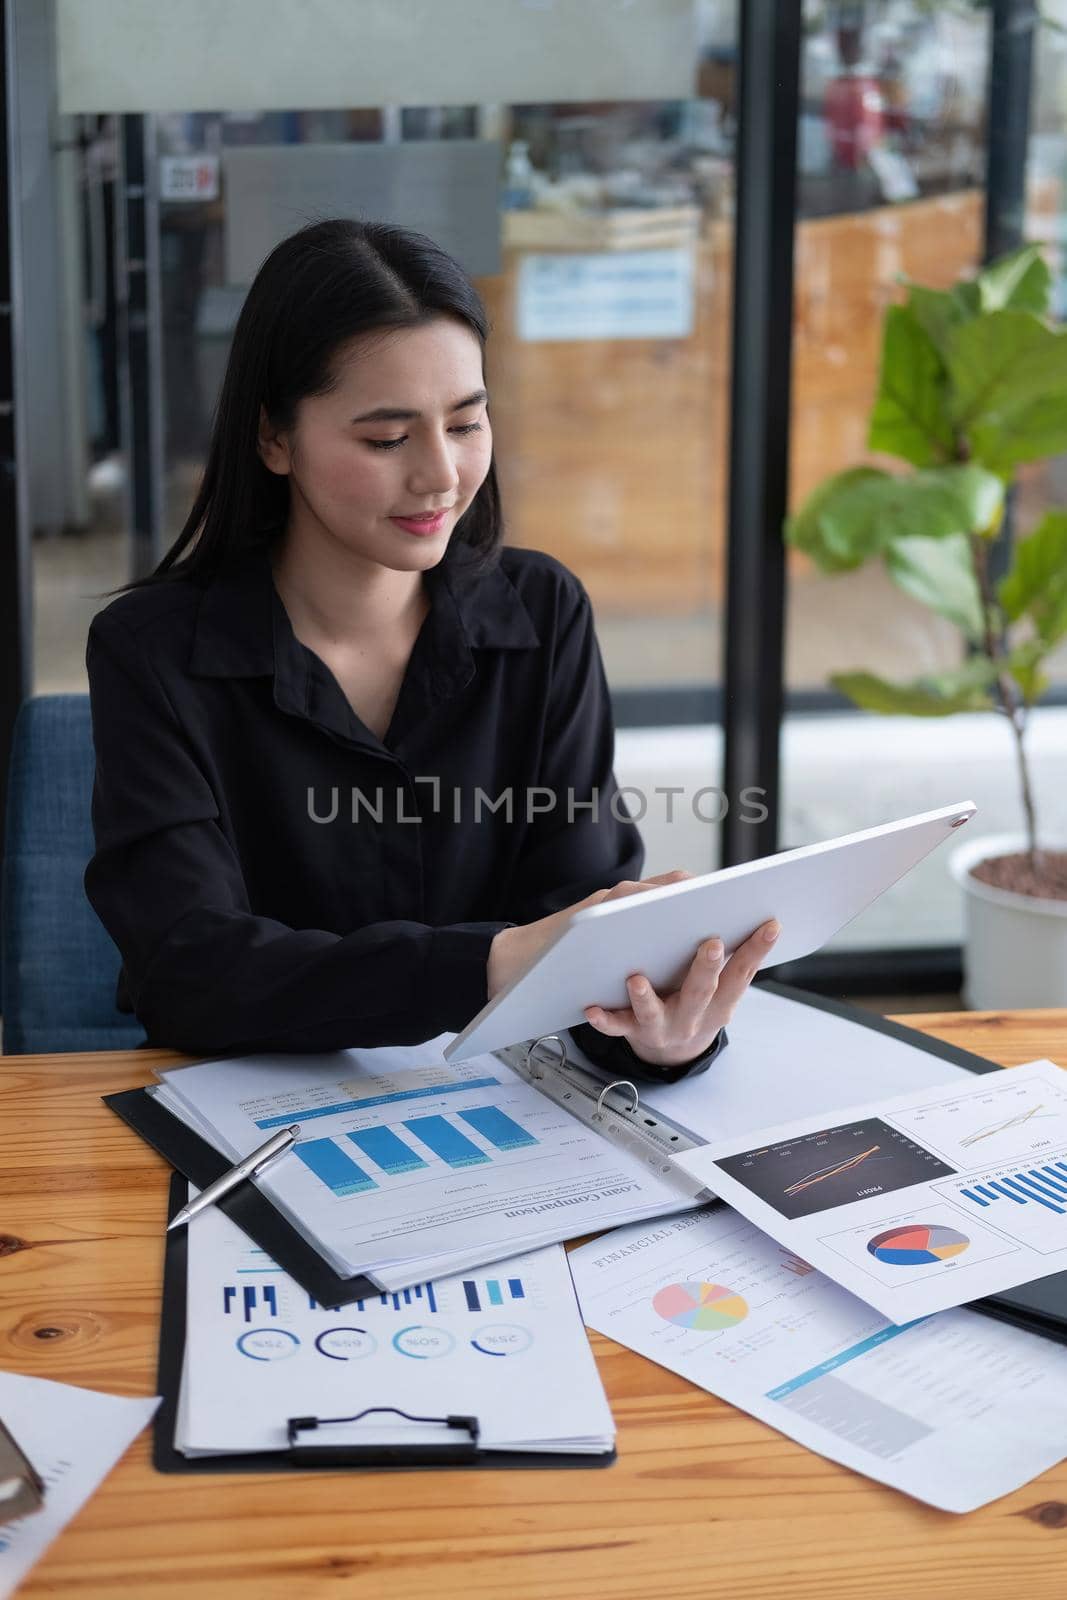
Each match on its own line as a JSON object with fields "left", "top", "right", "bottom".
{"left": 581, "top": 915, "right": 781, "bottom": 1069}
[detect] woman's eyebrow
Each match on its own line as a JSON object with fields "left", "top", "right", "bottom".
{"left": 352, "top": 388, "right": 488, "bottom": 424}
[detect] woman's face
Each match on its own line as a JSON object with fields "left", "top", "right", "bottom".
{"left": 261, "top": 316, "right": 494, "bottom": 571}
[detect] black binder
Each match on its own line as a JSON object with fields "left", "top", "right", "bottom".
{"left": 153, "top": 1170, "right": 616, "bottom": 1473}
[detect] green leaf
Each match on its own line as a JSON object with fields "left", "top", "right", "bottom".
{"left": 937, "top": 462, "right": 1005, "bottom": 535}
{"left": 946, "top": 309, "right": 1067, "bottom": 435}
{"left": 784, "top": 466, "right": 889, "bottom": 572}
{"left": 952, "top": 279, "right": 981, "bottom": 317}
{"left": 867, "top": 304, "right": 955, "bottom": 467}
{"left": 786, "top": 463, "right": 1004, "bottom": 574}
{"left": 831, "top": 660, "right": 998, "bottom": 716}
{"left": 969, "top": 392, "right": 1067, "bottom": 475}
{"left": 976, "top": 245, "right": 1052, "bottom": 315}
{"left": 999, "top": 510, "right": 1067, "bottom": 646}
{"left": 885, "top": 532, "right": 985, "bottom": 642}
{"left": 905, "top": 283, "right": 968, "bottom": 357}
{"left": 1006, "top": 637, "right": 1051, "bottom": 705}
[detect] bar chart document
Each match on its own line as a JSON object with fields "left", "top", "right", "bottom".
{"left": 569, "top": 1207, "right": 1067, "bottom": 1511}
{"left": 671, "top": 1059, "right": 1067, "bottom": 1323}
{"left": 151, "top": 1035, "right": 701, "bottom": 1290}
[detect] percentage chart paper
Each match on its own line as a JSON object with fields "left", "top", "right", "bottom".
{"left": 175, "top": 1190, "right": 614, "bottom": 1458}
{"left": 672, "top": 1059, "right": 1067, "bottom": 1323}
{"left": 569, "top": 1207, "right": 1067, "bottom": 1512}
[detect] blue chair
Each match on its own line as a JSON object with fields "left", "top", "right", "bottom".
{"left": 1, "top": 694, "right": 147, "bottom": 1054}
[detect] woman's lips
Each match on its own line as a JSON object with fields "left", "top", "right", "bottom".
{"left": 390, "top": 510, "right": 449, "bottom": 535}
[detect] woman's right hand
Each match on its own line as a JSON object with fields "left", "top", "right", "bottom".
{"left": 486, "top": 870, "right": 691, "bottom": 999}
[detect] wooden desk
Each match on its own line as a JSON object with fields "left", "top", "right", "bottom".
{"left": 4, "top": 1009, "right": 1067, "bottom": 1599}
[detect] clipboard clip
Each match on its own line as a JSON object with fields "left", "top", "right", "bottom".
{"left": 286, "top": 1406, "right": 482, "bottom": 1465}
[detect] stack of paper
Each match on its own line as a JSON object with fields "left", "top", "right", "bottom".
{"left": 174, "top": 1189, "right": 614, "bottom": 1458}
{"left": 151, "top": 1034, "right": 699, "bottom": 1290}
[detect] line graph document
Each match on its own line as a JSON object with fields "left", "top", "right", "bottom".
{"left": 671, "top": 1058, "right": 1067, "bottom": 1322}
{"left": 568, "top": 1207, "right": 1067, "bottom": 1512}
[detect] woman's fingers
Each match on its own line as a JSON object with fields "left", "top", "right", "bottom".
{"left": 581, "top": 892, "right": 777, "bottom": 1047}
{"left": 583, "top": 1001, "right": 630, "bottom": 1034}
{"left": 671, "top": 936, "right": 728, "bottom": 1036}
{"left": 600, "top": 869, "right": 691, "bottom": 901}
{"left": 712, "top": 920, "right": 781, "bottom": 1019}
{"left": 625, "top": 973, "right": 664, "bottom": 1029}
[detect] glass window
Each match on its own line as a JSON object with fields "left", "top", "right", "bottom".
{"left": 782, "top": 0, "right": 993, "bottom": 955}
{"left": 1022, "top": 0, "right": 1067, "bottom": 687}
{"left": 22, "top": 4, "right": 738, "bottom": 887}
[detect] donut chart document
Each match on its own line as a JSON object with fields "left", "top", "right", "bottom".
{"left": 569, "top": 1208, "right": 1067, "bottom": 1512}
{"left": 671, "top": 1059, "right": 1067, "bottom": 1324}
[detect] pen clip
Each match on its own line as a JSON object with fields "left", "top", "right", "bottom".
{"left": 250, "top": 1124, "right": 300, "bottom": 1177}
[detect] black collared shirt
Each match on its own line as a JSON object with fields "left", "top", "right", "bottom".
{"left": 84, "top": 537, "right": 726, "bottom": 1082}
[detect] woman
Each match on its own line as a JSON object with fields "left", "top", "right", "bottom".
{"left": 84, "top": 218, "right": 779, "bottom": 1081}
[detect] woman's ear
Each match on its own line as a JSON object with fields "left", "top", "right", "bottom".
{"left": 257, "top": 405, "right": 291, "bottom": 475}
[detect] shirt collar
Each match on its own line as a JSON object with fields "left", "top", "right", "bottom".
{"left": 189, "top": 535, "right": 541, "bottom": 681}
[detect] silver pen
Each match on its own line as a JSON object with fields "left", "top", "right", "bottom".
{"left": 166, "top": 1123, "right": 302, "bottom": 1232}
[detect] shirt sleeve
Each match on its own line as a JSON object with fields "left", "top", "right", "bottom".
{"left": 84, "top": 610, "right": 511, "bottom": 1057}
{"left": 569, "top": 1020, "right": 729, "bottom": 1085}
{"left": 504, "top": 575, "right": 726, "bottom": 1085}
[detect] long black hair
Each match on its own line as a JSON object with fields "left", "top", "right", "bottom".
{"left": 103, "top": 217, "right": 504, "bottom": 596}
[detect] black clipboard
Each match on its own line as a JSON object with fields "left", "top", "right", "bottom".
{"left": 760, "top": 980, "right": 1067, "bottom": 1345}
{"left": 153, "top": 1170, "right": 616, "bottom": 1473}
{"left": 105, "top": 1082, "right": 380, "bottom": 1307}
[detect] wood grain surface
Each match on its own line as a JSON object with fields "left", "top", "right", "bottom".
{"left": 3, "top": 1010, "right": 1067, "bottom": 1599}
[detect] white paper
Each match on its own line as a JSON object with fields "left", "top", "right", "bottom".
{"left": 175, "top": 1189, "right": 613, "bottom": 1456}
{"left": 634, "top": 984, "right": 986, "bottom": 1144}
{"left": 0, "top": 1373, "right": 159, "bottom": 1598}
{"left": 569, "top": 1207, "right": 1067, "bottom": 1512}
{"left": 154, "top": 1033, "right": 697, "bottom": 1287}
{"left": 672, "top": 1057, "right": 1067, "bottom": 1322}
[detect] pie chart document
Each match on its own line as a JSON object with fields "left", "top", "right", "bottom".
{"left": 570, "top": 1206, "right": 1067, "bottom": 1512}
{"left": 672, "top": 1058, "right": 1067, "bottom": 1324}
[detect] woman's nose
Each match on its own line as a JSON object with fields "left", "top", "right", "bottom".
{"left": 407, "top": 431, "right": 461, "bottom": 496}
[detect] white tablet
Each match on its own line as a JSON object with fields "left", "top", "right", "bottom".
{"left": 443, "top": 800, "right": 977, "bottom": 1062}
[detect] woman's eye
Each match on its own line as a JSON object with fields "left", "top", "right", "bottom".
{"left": 365, "top": 421, "right": 484, "bottom": 452}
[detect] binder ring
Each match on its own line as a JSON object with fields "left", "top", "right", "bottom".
{"left": 524, "top": 1033, "right": 569, "bottom": 1081}
{"left": 594, "top": 1079, "right": 640, "bottom": 1120}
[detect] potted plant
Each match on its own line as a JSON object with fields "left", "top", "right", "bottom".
{"left": 785, "top": 243, "right": 1067, "bottom": 1008}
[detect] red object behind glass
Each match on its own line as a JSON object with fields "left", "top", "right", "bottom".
{"left": 824, "top": 74, "right": 886, "bottom": 170}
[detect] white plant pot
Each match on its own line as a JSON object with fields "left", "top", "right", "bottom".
{"left": 949, "top": 832, "right": 1067, "bottom": 1010}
